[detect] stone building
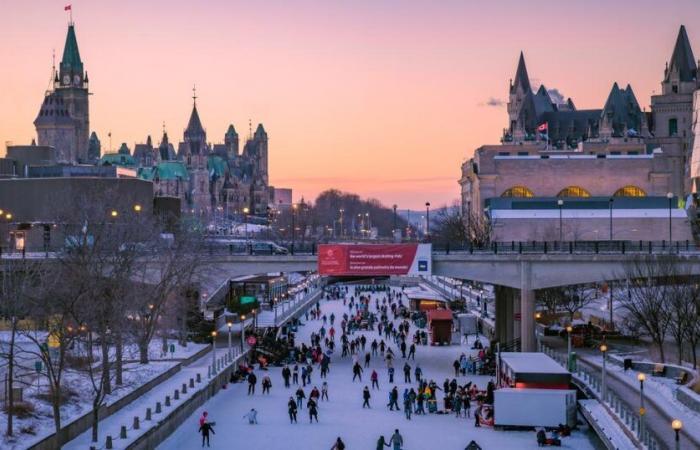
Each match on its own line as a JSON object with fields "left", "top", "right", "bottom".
{"left": 461, "top": 25, "right": 699, "bottom": 242}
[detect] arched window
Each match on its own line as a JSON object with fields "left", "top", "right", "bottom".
{"left": 614, "top": 185, "right": 646, "bottom": 197}
{"left": 669, "top": 118, "right": 678, "bottom": 137}
{"left": 557, "top": 186, "right": 591, "bottom": 198}
{"left": 501, "top": 186, "right": 535, "bottom": 198}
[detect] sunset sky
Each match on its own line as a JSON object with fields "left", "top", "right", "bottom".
{"left": 1, "top": 0, "right": 699, "bottom": 209}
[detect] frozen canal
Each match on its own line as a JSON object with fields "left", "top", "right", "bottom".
{"left": 159, "top": 287, "right": 603, "bottom": 450}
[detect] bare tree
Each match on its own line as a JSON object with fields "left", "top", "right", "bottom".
{"left": 559, "top": 284, "right": 597, "bottom": 323}
{"left": 536, "top": 287, "right": 565, "bottom": 317}
{"left": 432, "top": 203, "right": 468, "bottom": 247}
{"left": 617, "top": 256, "right": 675, "bottom": 362}
{"left": 464, "top": 208, "right": 492, "bottom": 246}
{"left": 0, "top": 257, "right": 46, "bottom": 437}
{"left": 666, "top": 276, "right": 700, "bottom": 366}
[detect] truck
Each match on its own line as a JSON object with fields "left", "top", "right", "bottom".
{"left": 494, "top": 388, "right": 577, "bottom": 428}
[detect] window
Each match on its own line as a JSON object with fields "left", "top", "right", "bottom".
{"left": 669, "top": 118, "right": 678, "bottom": 136}
{"left": 614, "top": 185, "right": 646, "bottom": 197}
{"left": 501, "top": 186, "right": 535, "bottom": 198}
{"left": 672, "top": 85, "right": 678, "bottom": 93}
{"left": 557, "top": 186, "right": 591, "bottom": 198}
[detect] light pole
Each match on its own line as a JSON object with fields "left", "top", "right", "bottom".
{"left": 291, "top": 203, "right": 298, "bottom": 248}
{"left": 227, "top": 321, "right": 233, "bottom": 358}
{"left": 608, "top": 198, "right": 613, "bottom": 241}
{"left": 667, "top": 192, "right": 673, "bottom": 245}
{"left": 557, "top": 199, "right": 564, "bottom": 242}
{"left": 638, "top": 372, "right": 646, "bottom": 439}
{"left": 243, "top": 207, "right": 250, "bottom": 241}
{"left": 566, "top": 325, "right": 573, "bottom": 371}
{"left": 393, "top": 204, "right": 398, "bottom": 236}
{"left": 600, "top": 343, "right": 608, "bottom": 399}
{"left": 211, "top": 330, "right": 218, "bottom": 373}
{"left": 240, "top": 314, "right": 246, "bottom": 353}
{"left": 672, "top": 419, "right": 682, "bottom": 450}
{"left": 425, "top": 202, "right": 431, "bottom": 238}
{"left": 339, "top": 208, "right": 344, "bottom": 237}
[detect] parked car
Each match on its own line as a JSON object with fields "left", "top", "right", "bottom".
{"left": 251, "top": 242, "right": 288, "bottom": 255}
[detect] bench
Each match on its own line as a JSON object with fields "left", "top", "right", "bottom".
{"left": 651, "top": 364, "right": 666, "bottom": 377}
{"left": 675, "top": 371, "right": 688, "bottom": 385}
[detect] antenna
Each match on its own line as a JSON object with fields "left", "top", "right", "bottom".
{"left": 162, "top": 121, "right": 166, "bottom": 135}
{"left": 108, "top": 131, "right": 112, "bottom": 152}
{"left": 192, "top": 84, "right": 197, "bottom": 104}
{"left": 249, "top": 119, "right": 252, "bottom": 139}
{"left": 47, "top": 49, "right": 57, "bottom": 92}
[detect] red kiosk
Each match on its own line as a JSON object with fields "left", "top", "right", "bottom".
{"left": 427, "top": 309, "right": 453, "bottom": 345}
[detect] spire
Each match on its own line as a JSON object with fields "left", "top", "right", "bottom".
{"left": 511, "top": 51, "right": 531, "bottom": 94}
{"left": 226, "top": 124, "right": 237, "bottom": 137}
{"left": 60, "top": 24, "right": 83, "bottom": 77}
{"left": 186, "top": 102, "right": 204, "bottom": 134}
{"left": 254, "top": 123, "right": 267, "bottom": 138}
{"left": 665, "top": 25, "right": 697, "bottom": 82}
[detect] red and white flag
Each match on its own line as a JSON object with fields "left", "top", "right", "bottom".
{"left": 537, "top": 122, "right": 548, "bottom": 132}
{"left": 64, "top": 4, "right": 72, "bottom": 11}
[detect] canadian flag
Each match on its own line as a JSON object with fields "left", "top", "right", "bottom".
{"left": 537, "top": 122, "right": 548, "bottom": 132}
{"left": 64, "top": 4, "right": 71, "bottom": 11}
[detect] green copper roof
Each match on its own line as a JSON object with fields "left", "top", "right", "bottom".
{"left": 139, "top": 161, "right": 190, "bottom": 181}
{"left": 207, "top": 155, "right": 227, "bottom": 178}
{"left": 100, "top": 152, "right": 136, "bottom": 167}
{"left": 60, "top": 25, "right": 83, "bottom": 75}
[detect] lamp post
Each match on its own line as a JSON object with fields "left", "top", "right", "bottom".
{"left": 667, "top": 192, "right": 673, "bottom": 245}
{"left": 608, "top": 198, "right": 613, "bottom": 241}
{"left": 243, "top": 207, "right": 250, "bottom": 241}
{"left": 557, "top": 199, "right": 564, "bottom": 242}
{"left": 227, "top": 321, "right": 233, "bottom": 358}
{"left": 291, "top": 203, "right": 298, "bottom": 248}
{"left": 339, "top": 208, "right": 344, "bottom": 237}
{"left": 638, "top": 372, "right": 646, "bottom": 439}
{"left": 211, "top": 330, "right": 218, "bottom": 373}
{"left": 566, "top": 325, "right": 573, "bottom": 371}
{"left": 240, "top": 314, "right": 246, "bottom": 353}
{"left": 425, "top": 202, "right": 431, "bottom": 238}
{"left": 393, "top": 204, "right": 398, "bottom": 237}
{"left": 600, "top": 343, "right": 608, "bottom": 398}
{"left": 672, "top": 419, "right": 682, "bottom": 450}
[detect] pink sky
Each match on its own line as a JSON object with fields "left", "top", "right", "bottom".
{"left": 1, "top": 0, "right": 698, "bottom": 209}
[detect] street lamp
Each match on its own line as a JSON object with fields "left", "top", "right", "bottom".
{"left": 608, "top": 198, "right": 613, "bottom": 241}
{"left": 393, "top": 204, "right": 398, "bottom": 236}
{"left": 672, "top": 419, "right": 682, "bottom": 450}
{"left": 227, "top": 321, "right": 233, "bottom": 358}
{"left": 600, "top": 343, "right": 608, "bottom": 398}
{"left": 133, "top": 204, "right": 142, "bottom": 213}
{"left": 425, "top": 202, "right": 431, "bottom": 238}
{"left": 667, "top": 192, "right": 673, "bottom": 245}
{"left": 291, "top": 203, "right": 298, "bottom": 248}
{"left": 638, "top": 373, "right": 646, "bottom": 439}
{"left": 339, "top": 208, "right": 344, "bottom": 237}
{"left": 566, "top": 325, "right": 573, "bottom": 371}
{"left": 243, "top": 207, "right": 250, "bottom": 241}
{"left": 557, "top": 199, "right": 564, "bottom": 242}
{"left": 240, "top": 314, "right": 246, "bottom": 353}
{"left": 211, "top": 330, "right": 218, "bottom": 373}
{"left": 111, "top": 210, "right": 118, "bottom": 218}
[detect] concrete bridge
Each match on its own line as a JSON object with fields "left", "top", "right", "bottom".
{"left": 197, "top": 252, "right": 700, "bottom": 352}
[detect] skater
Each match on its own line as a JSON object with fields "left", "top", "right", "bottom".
{"left": 389, "top": 429, "right": 404, "bottom": 450}
{"left": 388, "top": 386, "right": 401, "bottom": 411}
{"left": 243, "top": 408, "right": 258, "bottom": 424}
{"left": 352, "top": 362, "right": 363, "bottom": 381}
{"left": 376, "top": 435, "right": 390, "bottom": 450}
{"left": 408, "top": 343, "right": 415, "bottom": 360}
{"left": 322, "top": 381, "right": 329, "bottom": 401}
{"left": 199, "top": 411, "right": 209, "bottom": 427}
{"left": 308, "top": 398, "right": 319, "bottom": 423}
{"left": 247, "top": 371, "right": 257, "bottom": 395}
{"left": 400, "top": 341, "right": 406, "bottom": 358}
{"left": 331, "top": 437, "right": 346, "bottom": 450}
{"left": 464, "top": 395, "right": 471, "bottom": 418}
{"left": 282, "top": 365, "right": 291, "bottom": 388}
{"left": 262, "top": 375, "right": 272, "bottom": 394}
{"left": 403, "top": 395, "right": 412, "bottom": 420}
{"left": 363, "top": 386, "right": 371, "bottom": 408}
{"left": 301, "top": 366, "right": 308, "bottom": 387}
{"left": 452, "top": 359, "right": 460, "bottom": 377}
{"left": 403, "top": 363, "right": 411, "bottom": 383}
{"left": 199, "top": 420, "right": 215, "bottom": 447}
{"left": 388, "top": 366, "right": 395, "bottom": 384}
{"left": 371, "top": 370, "right": 380, "bottom": 389}
{"left": 365, "top": 351, "right": 371, "bottom": 368}
{"left": 296, "top": 387, "right": 306, "bottom": 409}
{"left": 288, "top": 397, "right": 298, "bottom": 423}
{"left": 414, "top": 365, "right": 422, "bottom": 383}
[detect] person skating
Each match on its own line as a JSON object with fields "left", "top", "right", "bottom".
{"left": 376, "top": 435, "right": 390, "bottom": 450}
{"left": 403, "top": 395, "right": 412, "bottom": 420}
{"left": 403, "top": 363, "right": 411, "bottom": 383}
{"left": 322, "top": 381, "right": 329, "bottom": 401}
{"left": 247, "top": 371, "right": 257, "bottom": 395}
{"left": 387, "top": 386, "right": 400, "bottom": 411}
{"left": 388, "top": 366, "right": 395, "bottom": 384}
{"left": 363, "top": 386, "right": 372, "bottom": 408}
{"left": 198, "top": 411, "right": 209, "bottom": 427}
{"left": 262, "top": 375, "right": 272, "bottom": 394}
{"left": 408, "top": 343, "right": 415, "bottom": 360}
{"left": 292, "top": 364, "right": 299, "bottom": 385}
{"left": 371, "top": 369, "right": 380, "bottom": 389}
{"left": 414, "top": 365, "right": 422, "bottom": 383}
{"left": 452, "top": 359, "right": 460, "bottom": 377}
{"left": 352, "top": 361, "right": 363, "bottom": 381}
{"left": 365, "top": 351, "right": 371, "bottom": 368}
{"left": 308, "top": 398, "right": 319, "bottom": 423}
{"left": 288, "top": 397, "right": 298, "bottom": 423}
{"left": 296, "top": 387, "right": 306, "bottom": 409}
{"left": 400, "top": 340, "right": 406, "bottom": 358}
{"left": 310, "top": 386, "right": 320, "bottom": 403}
{"left": 243, "top": 408, "right": 258, "bottom": 424}
{"left": 199, "top": 420, "right": 215, "bottom": 447}
{"left": 389, "top": 429, "right": 404, "bottom": 450}
{"left": 282, "top": 365, "right": 291, "bottom": 388}
{"left": 331, "top": 437, "right": 345, "bottom": 450}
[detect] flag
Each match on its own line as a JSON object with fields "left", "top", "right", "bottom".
{"left": 64, "top": 4, "right": 72, "bottom": 11}
{"left": 537, "top": 123, "right": 548, "bottom": 132}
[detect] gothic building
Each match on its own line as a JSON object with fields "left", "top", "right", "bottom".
{"left": 34, "top": 23, "right": 90, "bottom": 164}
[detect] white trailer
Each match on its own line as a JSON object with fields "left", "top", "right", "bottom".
{"left": 494, "top": 388, "right": 577, "bottom": 428}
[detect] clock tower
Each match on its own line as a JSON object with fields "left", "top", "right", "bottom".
{"left": 35, "top": 22, "right": 90, "bottom": 164}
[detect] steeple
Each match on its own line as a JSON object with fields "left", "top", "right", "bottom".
{"left": 186, "top": 104, "right": 204, "bottom": 135}
{"left": 254, "top": 123, "right": 267, "bottom": 139}
{"left": 58, "top": 24, "right": 85, "bottom": 87}
{"left": 511, "top": 51, "right": 531, "bottom": 94}
{"left": 665, "top": 25, "right": 697, "bottom": 83}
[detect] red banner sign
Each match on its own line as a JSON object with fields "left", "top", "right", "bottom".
{"left": 318, "top": 244, "right": 431, "bottom": 276}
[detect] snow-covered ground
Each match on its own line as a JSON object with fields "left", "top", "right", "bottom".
{"left": 159, "top": 288, "right": 602, "bottom": 450}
